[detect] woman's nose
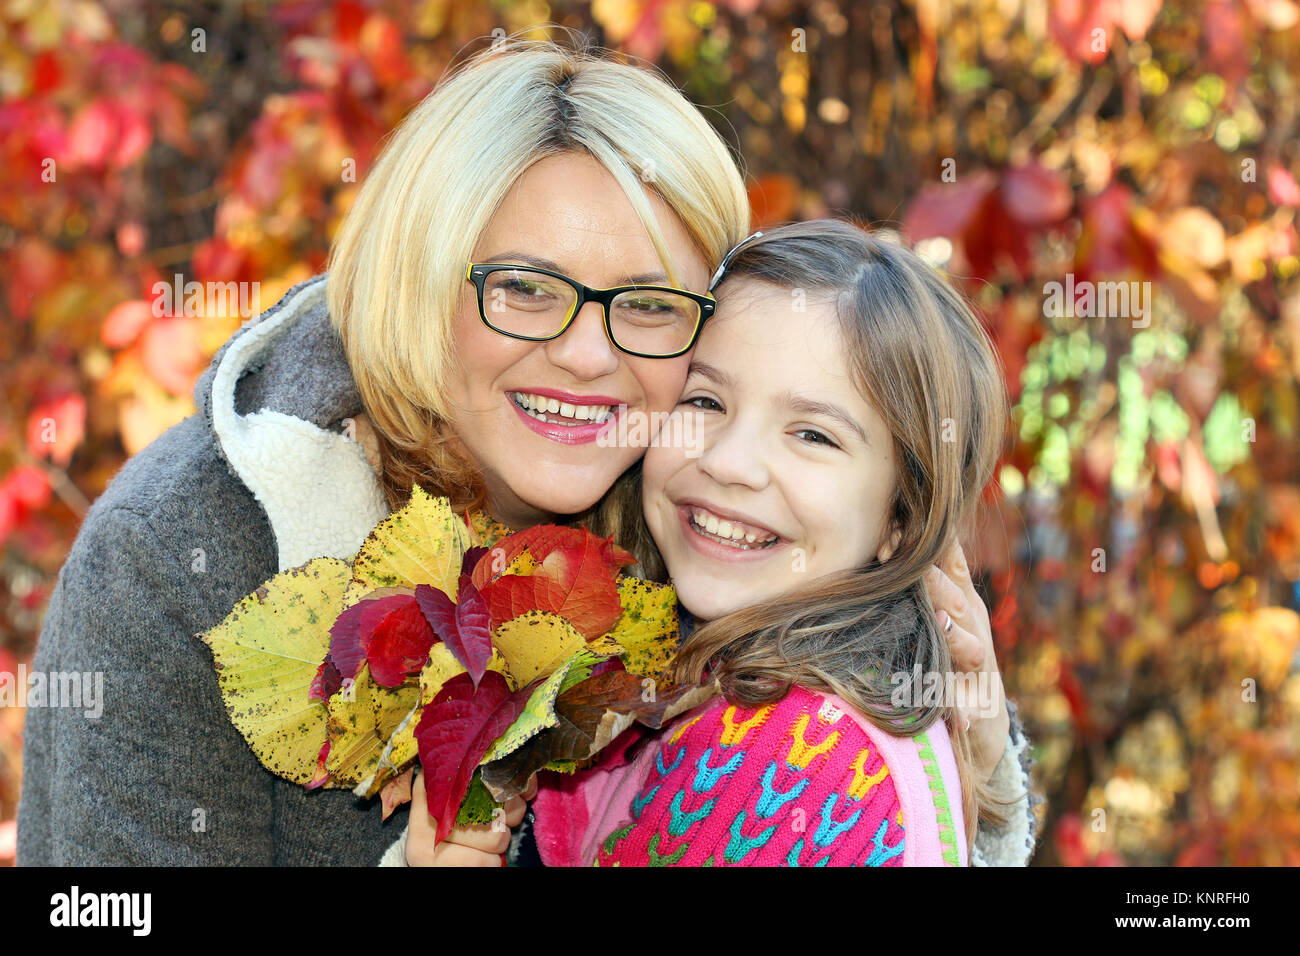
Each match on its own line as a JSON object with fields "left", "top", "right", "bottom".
{"left": 542, "top": 301, "right": 620, "bottom": 381}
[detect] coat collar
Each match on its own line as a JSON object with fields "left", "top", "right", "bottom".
{"left": 194, "top": 274, "right": 389, "bottom": 570}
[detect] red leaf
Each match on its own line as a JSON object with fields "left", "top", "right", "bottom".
{"left": 25, "top": 393, "right": 86, "bottom": 468}
{"left": 747, "top": 174, "right": 802, "bottom": 229}
{"left": 901, "top": 170, "right": 998, "bottom": 243}
{"left": 380, "top": 767, "right": 415, "bottom": 820}
{"left": 414, "top": 671, "right": 531, "bottom": 844}
{"left": 365, "top": 597, "right": 439, "bottom": 687}
{"left": 309, "top": 659, "right": 343, "bottom": 703}
{"left": 66, "top": 98, "right": 116, "bottom": 170}
{"left": 1049, "top": 0, "right": 1116, "bottom": 65}
{"left": 416, "top": 576, "right": 492, "bottom": 688}
{"left": 102, "top": 299, "right": 154, "bottom": 348}
{"left": 319, "top": 590, "right": 431, "bottom": 691}
{"left": 472, "top": 525, "right": 634, "bottom": 637}
{"left": 141, "top": 315, "right": 202, "bottom": 395}
{"left": 306, "top": 741, "right": 332, "bottom": 790}
{"left": 1268, "top": 164, "right": 1300, "bottom": 208}
{"left": 1001, "top": 161, "right": 1073, "bottom": 227}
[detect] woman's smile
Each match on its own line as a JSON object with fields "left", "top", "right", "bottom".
{"left": 506, "top": 388, "right": 624, "bottom": 444}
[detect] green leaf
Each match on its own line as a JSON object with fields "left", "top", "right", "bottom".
{"left": 455, "top": 770, "right": 502, "bottom": 827}
{"left": 479, "top": 650, "right": 610, "bottom": 765}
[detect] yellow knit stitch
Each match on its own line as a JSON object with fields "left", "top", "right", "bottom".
{"left": 669, "top": 713, "right": 704, "bottom": 745}
{"left": 785, "top": 714, "right": 840, "bottom": 769}
{"left": 719, "top": 703, "right": 773, "bottom": 746}
{"left": 847, "top": 746, "right": 890, "bottom": 800}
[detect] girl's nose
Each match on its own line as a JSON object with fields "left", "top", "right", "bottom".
{"left": 695, "top": 418, "right": 770, "bottom": 490}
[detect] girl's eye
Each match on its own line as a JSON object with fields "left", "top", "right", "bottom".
{"left": 682, "top": 395, "right": 722, "bottom": 412}
{"left": 794, "top": 428, "right": 839, "bottom": 448}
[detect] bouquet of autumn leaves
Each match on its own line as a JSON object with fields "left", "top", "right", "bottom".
{"left": 198, "top": 486, "right": 716, "bottom": 843}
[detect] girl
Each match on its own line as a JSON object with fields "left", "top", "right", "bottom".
{"left": 527, "top": 219, "right": 1036, "bottom": 866}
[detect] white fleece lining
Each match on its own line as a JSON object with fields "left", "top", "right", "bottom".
{"left": 971, "top": 728, "right": 1035, "bottom": 867}
{"left": 209, "top": 279, "right": 389, "bottom": 571}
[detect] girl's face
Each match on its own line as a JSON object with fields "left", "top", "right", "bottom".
{"left": 444, "top": 153, "right": 711, "bottom": 529}
{"left": 642, "top": 279, "right": 898, "bottom": 623}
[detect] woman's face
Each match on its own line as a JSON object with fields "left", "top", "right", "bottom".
{"left": 642, "top": 279, "right": 898, "bottom": 623}
{"left": 443, "top": 153, "right": 711, "bottom": 528}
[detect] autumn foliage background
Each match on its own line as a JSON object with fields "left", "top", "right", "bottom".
{"left": 2, "top": 0, "right": 1299, "bottom": 866}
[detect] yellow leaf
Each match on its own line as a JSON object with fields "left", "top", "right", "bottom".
{"left": 608, "top": 577, "right": 681, "bottom": 683}
{"left": 346, "top": 485, "right": 472, "bottom": 607}
{"left": 197, "top": 557, "right": 348, "bottom": 786}
{"left": 325, "top": 664, "right": 420, "bottom": 785}
{"left": 466, "top": 509, "right": 515, "bottom": 549}
{"left": 492, "top": 611, "right": 589, "bottom": 686}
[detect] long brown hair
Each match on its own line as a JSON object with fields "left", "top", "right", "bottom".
{"left": 666, "top": 220, "right": 1013, "bottom": 841}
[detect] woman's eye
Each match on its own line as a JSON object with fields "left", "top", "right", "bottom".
{"left": 794, "top": 428, "right": 838, "bottom": 448}
{"left": 682, "top": 395, "right": 721, "bottom": 412}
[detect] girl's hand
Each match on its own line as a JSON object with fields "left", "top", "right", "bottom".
{"left": 923, "top": 543, "right": 1010, "bottom": 785}
{"left": 405, "top": 770, "right": 537, "bottom": 866}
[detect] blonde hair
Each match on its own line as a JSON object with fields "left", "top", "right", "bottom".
{"left": 662, "top": 221, "right": 1013, "bottom": 845}
{"left": 326, "top": 34, "right": 751, "bottom": 512}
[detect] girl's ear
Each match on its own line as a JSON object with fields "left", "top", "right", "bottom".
{"left": 876, "top": 527, "right": 903, "bottom": 563}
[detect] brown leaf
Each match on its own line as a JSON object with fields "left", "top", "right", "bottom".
{"left": 479, "top": 675, "right": 718, "bottom": 801}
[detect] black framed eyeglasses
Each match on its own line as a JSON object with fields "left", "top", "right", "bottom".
{"left": 465, "top": 263, "right": 716, "bottom": 359}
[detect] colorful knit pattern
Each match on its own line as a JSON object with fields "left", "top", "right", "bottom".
{"left": 594, "top": 686, "right": 905, "bottom": 866}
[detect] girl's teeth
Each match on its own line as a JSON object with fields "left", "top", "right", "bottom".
{"left": 688, "top": 507, "right": 778, "bottom": 550}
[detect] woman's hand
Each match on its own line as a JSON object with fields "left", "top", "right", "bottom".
{"left": 405, "top": 770, "right": 537, "bottom": 866}
{"left": 923, "top": 542, "right": 1010, "bottom": 786}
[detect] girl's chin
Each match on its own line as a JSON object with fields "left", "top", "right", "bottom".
{"left": 672, "top": 582, "right": 756, "bottom": 625}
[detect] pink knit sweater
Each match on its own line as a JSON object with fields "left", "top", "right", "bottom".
{"left": 532, "top": 685, "right": 968, "bottom": 866}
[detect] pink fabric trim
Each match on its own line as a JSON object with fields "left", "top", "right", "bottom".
{"left": 822, "top": 695, "right": 967, "bottom": 866}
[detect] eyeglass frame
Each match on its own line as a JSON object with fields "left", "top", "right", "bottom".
{"left": 465, "top": 262, "right": 717, "bottom": 359}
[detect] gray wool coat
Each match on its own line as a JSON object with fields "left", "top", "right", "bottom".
{"left": 17, "top": 274, "right": 402, "bottom": 865}
{"left": 18, "top": 274, "right": 1040, "bottom": 866}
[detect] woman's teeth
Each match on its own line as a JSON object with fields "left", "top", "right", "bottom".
{"left": 688, "top": 506, "right": 779, "bottom": 550}
{"left": 513, "top": 392, "right": 613, "bottom": 426}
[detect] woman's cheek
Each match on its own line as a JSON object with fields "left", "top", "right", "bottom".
{"left": 628, "top": 354, "right": 691, "bottom": 417}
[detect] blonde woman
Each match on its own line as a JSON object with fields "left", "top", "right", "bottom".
{"left": 18, "top": 38, "right": 1032, "bottom": 866}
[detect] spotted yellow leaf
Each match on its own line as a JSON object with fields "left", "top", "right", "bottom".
{"left": 197, "top": 557, "right": 349, "bottom": 786}
{"left": 324, "top": 664, "right": 420, "bottom": 786}
{"left": 609, "top": 577, "right": 681, "bottom": 683}
{"left": 345, "top": 485, "right": 472, "bottom": 609}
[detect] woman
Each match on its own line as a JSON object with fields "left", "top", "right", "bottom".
{"left": 17, "top": 38, "right": 1034, "bottom": 866}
